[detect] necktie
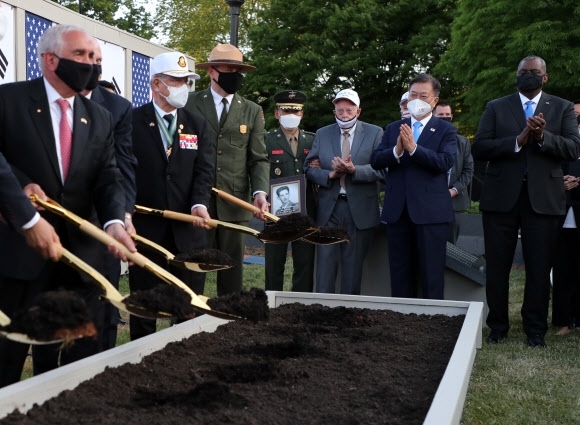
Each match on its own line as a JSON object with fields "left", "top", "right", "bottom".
{"left": 163, "top": 114, "right": 174, "bottom": 128}
{"left": 219, "top": 98, "right": 228, "bottom": 128}
{"left": 340, "top": 131, "right": 350, "bottom": 190}
{"left": 524, "top": 100, "right": 534, "bottom": 119}
{"left": 56, "top": 99, "right": 72, "bottom": 181}
{"left": 413, "top": 121, "right": 422, "bottom": 142}
{"left": 289, "top": 136, "right": 298, "bottom": 156}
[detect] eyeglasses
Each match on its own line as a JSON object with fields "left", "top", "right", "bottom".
{"left": 334, "top": 108, "right": 357, "bottom": 114}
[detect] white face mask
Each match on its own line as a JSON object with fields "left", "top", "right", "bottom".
{"left": 279, "top": 114, "right": 302, "bottom": 130}
{"left": 407, "top": 99, "right": 433, "bottom": 119}
{"left": 335, "top": 116, "right": 358, "bottom": 129}
{"left": 159, "top": 80, "right": 189, "bottom": 109}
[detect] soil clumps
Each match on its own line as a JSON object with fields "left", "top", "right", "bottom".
{"left": 0, "top": 304, "right": 464, "bottom": 425}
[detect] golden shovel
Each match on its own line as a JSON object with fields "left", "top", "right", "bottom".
{"left": 31, "top": 195, "right": 241, "bottom": 321}
{"left": 130, "top": 233, "right": 234, "bottom": 272}
{"left": 57, "top": 246, "right": 178, "bottom": 320}
{"left": 211, "top": 188, "right": 350, "bottom": 245}
{"left": 134, "top": 205, "right": 317, "bottom": 244}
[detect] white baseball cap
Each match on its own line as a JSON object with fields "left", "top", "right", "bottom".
{"left": 333, "top": 89, "right": 360, "bottom": 107}
{"left": 150, "top": 51, "right": 200, "bottom": 80}
{"left": 399, "top": 91, "right": 409, "bottom": 105}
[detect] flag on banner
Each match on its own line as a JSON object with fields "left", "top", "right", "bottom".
{"left": 25, "top": 12, "right": 52, "bottom": 80}
{"left": 132, "top": 52, "right": 150, "bottom": 107}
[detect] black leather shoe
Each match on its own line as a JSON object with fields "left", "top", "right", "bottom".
{"left": 486, "top": 329, "right": 507, "bottom": 343}
{"left": 527, "top": 334, "right": 546, "bottom": 348}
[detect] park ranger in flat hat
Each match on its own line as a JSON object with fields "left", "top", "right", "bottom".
{"left": 265, "top": 90, "right": 317, "bottom": 293}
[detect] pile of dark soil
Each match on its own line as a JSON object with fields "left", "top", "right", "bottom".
{"left": 262, "top": 213, "right": 315, "bottom": 233}
{"left": 124, "top": 285, "right": 195, "bottom": 319}
{"left": 0, "top": 304, "right": 464, "bottom": 425}
{"left": 174, "top": 249, "right": 235, "bottom": 268}
{"left": 308, "top": 225, "right": 351, "bottom": 243}
{"left": 207, "top": 287, "right": 269, "bottom": 322}
{"left": 1, "top": 290, "right": 95, "bottom": 341}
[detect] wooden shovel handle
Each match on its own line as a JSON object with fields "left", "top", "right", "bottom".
{"left": 212, "top": 187, "right": 279, "bottom": 222}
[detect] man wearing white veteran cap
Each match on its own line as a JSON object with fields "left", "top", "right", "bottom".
{"left": 400, "top": 91, "right": 411, "bottom": 119}
{"left": 304, "top": 89, "right": 384, "bottom": 295}
{"left": 185, "top": 44, "right": 269, "bottom": 296}
{"left": 128, "top": 51, "right": 215, "bottom": 340}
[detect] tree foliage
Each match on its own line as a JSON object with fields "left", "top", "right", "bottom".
{"left": 155, "top": 0, "right": 269, "bottom": 89}
{"left": 243, "top": 0, "right": 456, "bottom": 131}
{"left": 436, "top": 0, "right": 580, "bottom": 132}
{"left": 53, "top": 0, "right": 155, "bottom": 40}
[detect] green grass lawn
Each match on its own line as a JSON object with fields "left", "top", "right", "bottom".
{"left": 20, "top": 261, "right": 580, "bottom": 424}
{"left": 461, "top": 270, "right": 580, "bottom": 425}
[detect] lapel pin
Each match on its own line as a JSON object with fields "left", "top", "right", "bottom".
{"left": 545, "top": 101, "right": 550, "bottom": 104}
{"left": 37, "top": 109, "right": 42, "bottom": 113}
{"left": 149, "top": 122, "right": 155, "bottom": 127}
{"left": 80, "top": 118, "right": 88, "bottom": 124}
{"left": 430, "top": 128, "right": 436, "bottom": 132}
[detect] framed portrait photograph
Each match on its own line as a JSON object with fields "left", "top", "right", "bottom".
{"left": 270, "top": 175, "right": 307, "bottom": 216}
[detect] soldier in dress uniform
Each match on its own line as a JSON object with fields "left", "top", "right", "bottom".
{"left": 274, "top": 185, "right": 300, "bottom": 214}
{"left": 265, "top": 90, "right": 316, "bottom": 292}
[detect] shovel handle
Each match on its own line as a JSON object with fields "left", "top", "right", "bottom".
{"left": 161, "top": 209, "right": 220, "bottom": 228}
{"left": 212, "top": 188, "right": 279, "bottom": 222}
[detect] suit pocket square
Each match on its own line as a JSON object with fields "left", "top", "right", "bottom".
{"left": 179, "top": 134, "right": 198, "bottom": 150}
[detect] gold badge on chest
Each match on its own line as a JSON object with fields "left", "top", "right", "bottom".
{"left": 240, "top": 125, "right": 247, "bottom": 134}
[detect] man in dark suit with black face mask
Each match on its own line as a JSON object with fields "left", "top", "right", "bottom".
{"left": 0, "top": 24, "right": 136, "bottom": 387}
{"left": 185, "top": 44, "right": 269, "bottom": 297}
{"left": 473, "top": 56, "right": 580, "bottom": 348}
{"left": 81, "top": 38, "right": 137, "bottom": 351}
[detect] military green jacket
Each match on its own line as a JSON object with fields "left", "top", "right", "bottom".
{"left": 266, "top": 127, "right": 316, "bottom": 217}
{"left": 185, "top": 88, "right": 269, "bottom": 222}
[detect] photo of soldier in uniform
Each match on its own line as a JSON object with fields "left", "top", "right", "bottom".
{"left": 274, "top": 185, "right": 300, "bottom": 215}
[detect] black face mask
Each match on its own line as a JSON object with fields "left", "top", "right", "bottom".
{"left": 54, "top": 55, "right": 93, "bottom": 93}
{"left": 516, "top": 73, "right": 543, "bottom": 93}
{"left": 213, "top": 67, "right": 243, "bottom": 94}
{"left": 438, "top": 117, "right": 452, "bottom": 123}
{"left": 84, "top": 64, "right": 102, "bottom": 91}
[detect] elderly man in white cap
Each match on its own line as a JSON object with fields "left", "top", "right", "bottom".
{"left": 128, "top": 51, "right": 215, "bottom": 340}
{"left": 400, "top": 91, "right": 411, "bottom": 119}
{"left": 185, "top": 44, "right": 269, "bottom": 297}
{"left": 304, "top": 89, "right": 384, "bottom": 295}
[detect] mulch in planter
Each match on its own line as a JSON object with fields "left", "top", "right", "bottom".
{"left": 0, "top": 304, "right": 464, "bottom": 425}
{"left": 174, "top": 249, "right": 235, "bottom": 269}
{"left": 124, "top": 285, "right": 196, "bottom": 319}
{"left": 1, "top": 290, "right": 96, "bottom": 341}
{"left": 206, "top": 287, "right": 269, "bottom": 322}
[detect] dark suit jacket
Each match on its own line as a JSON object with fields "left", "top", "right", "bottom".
{"left": 472, "top": 92, "right": 580, "bottom": 215}
{"left": 185, "top": 88, "right": 269, "bottom": 222}
{"left": 449, "top": 134, "right": 474, "bottom": 212}
{"left": 0, "top": 152, "right": 37, "bottom": 228}
{"left": 90, "top": 85, "right": 137, "bottom": 213}
{"left": 304, "top": 121, "right": 384, "bottom": 230}
{"left": 0, "top": 78, "right": 124, "bottom": 279}
{"left": 131, "top": 102, "right": 215, "bottom": 252}
{"left": 371, "top": 116, "right": 457, "bottom": 224}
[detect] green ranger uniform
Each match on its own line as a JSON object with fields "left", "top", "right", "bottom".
{"left": 265, "top": 125, "right": 316, "bottom": 292}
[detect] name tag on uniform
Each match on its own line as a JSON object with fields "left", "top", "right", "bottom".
{"left": 179, "top": 134, "right": 198, "bottom": 150}
{"left": 272, "top": 150, "right": 284, "bottom": 155}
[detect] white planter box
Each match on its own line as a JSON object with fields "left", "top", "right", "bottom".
{"left": 0, "top": 292, "right": 483, "bottom": 425}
